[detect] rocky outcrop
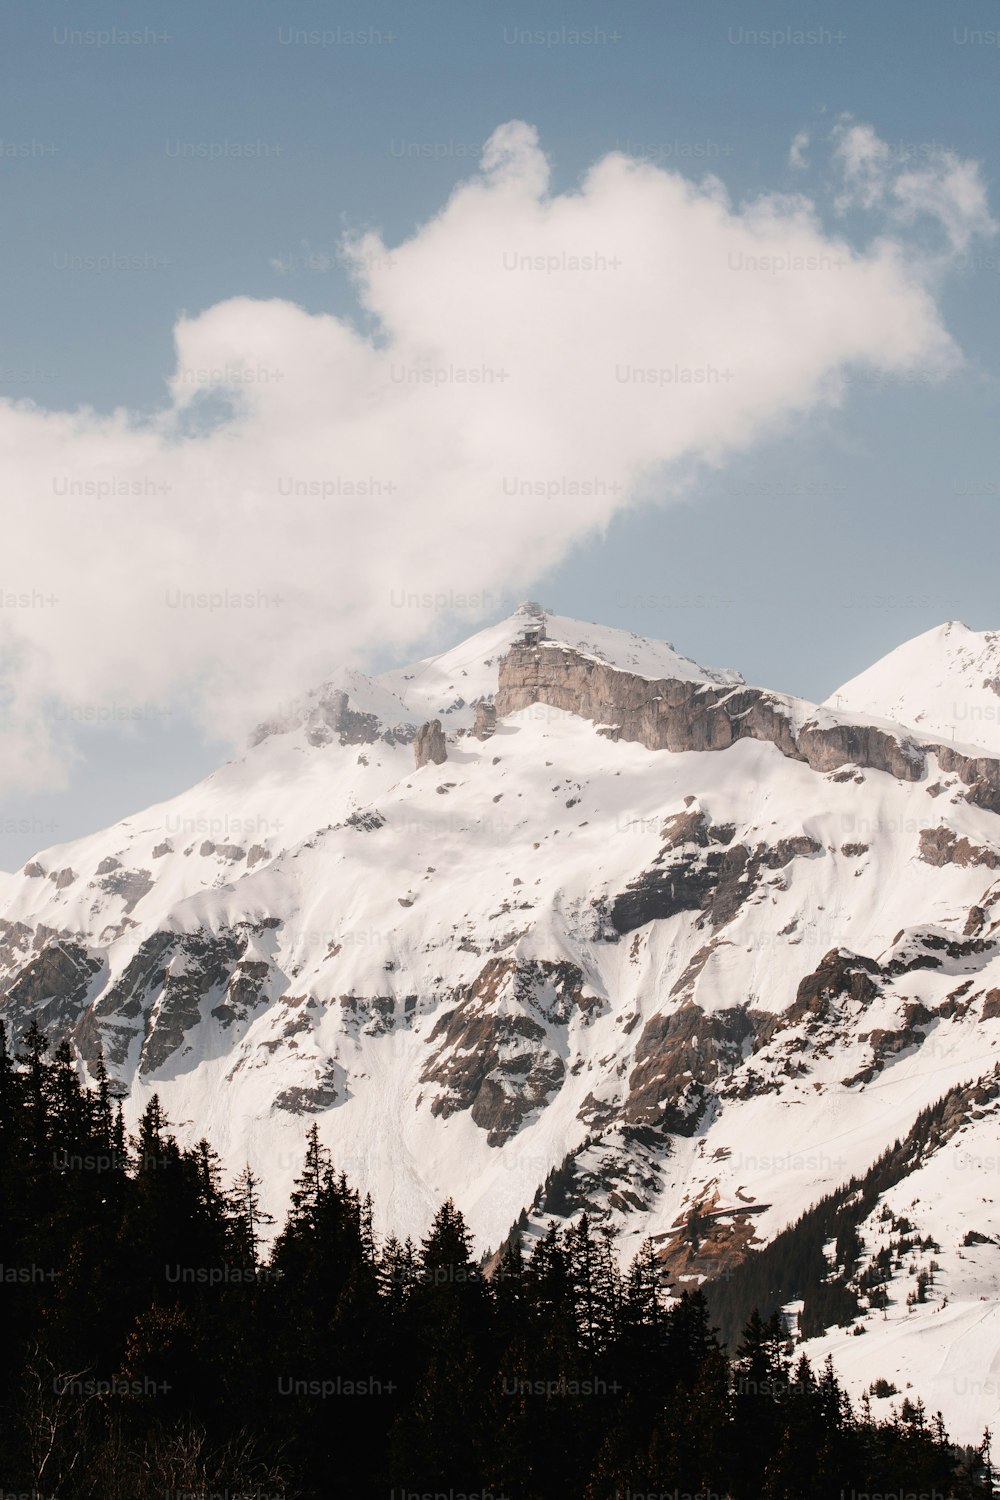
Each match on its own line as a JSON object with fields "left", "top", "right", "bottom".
{"left": 610, "top": 832, "right": 822, "bottom": 936}
{"left": 884, "top": 928, "right": 994, "bottom": 977}
{"left": 471, "top": 700, "right": 497, "bottom": 740}
{"left": 526, "top": 1128, "right": 667, "bottom": 1227}
{"left": 273, "top": 1064, "right": 340, "bottom": 1114}
{"left": 250, "top": 687, "right": 415, "bottom": 750}
{"left": 610, "top": 853, "right": 724, "bottom": 934}
{"left": 344, "top": 810, "right": 385, "bottom": 832}
{"left": 338, "top": 993, "right": 398, "bottom": 1037}
{"left": 424, "top": 1006, "right": 564, "bottom": 1147}
{"left": 137, "top": 929, "right": 271, "bottom": 1076}
{"left": 414, "top": 719, "right": 447, "bottom": 768}
{"left": 1, "top": 940, "right": 103, "bottom": 1037}
{"left": 658, "top": 804, "right": 736, "bottom": 850}
{"left": 624, "top": 1004, "right": 757, "bottom": 1132}
{"left": 211, "top": 958, "right": 271, "bottom": 1028}
{"left": 75, "top": 930, "right": 178, "bottom": 1068}
{"left": 198, "top": 841, "right": 247, "bottom": 861}
{"left": 935, "top": 745, "right": 1000, "bottom": 814}
{"left": 497, "top": 642, "right": 927, "bottom": 781}
{"left": 843, "top": 1019, "right": 930, "bottom": 1086}
{"left": 782, "top": 949, "right": 881, "bottom": 1026}
{"left": 919, "top": 827, "right": 1000, "bottom": 869}
{"left": 0, "top": 919, "right": 34, "bottom": 981}
{"left": 41, "top": 924, "right": 278, "bottom": 1077}
{"left": 96, "top": 866, "right": 155, "bottom": 912}
{"left": 419, "top": 957, "right": 601, "bottom": 1145}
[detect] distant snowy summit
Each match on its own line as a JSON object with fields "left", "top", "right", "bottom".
{"left": 826, "top": 620, "right": 1000, "bottom": 752}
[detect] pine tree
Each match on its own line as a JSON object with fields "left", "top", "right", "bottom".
{"left": 227, "top": 1164, "right": 272, "bottom": 1269}
{"left": 564, "top": 1214, "right": 621, "bottom": 1359}
{"left": 419, "top": 1198, "right": 476, "bottom": 1281}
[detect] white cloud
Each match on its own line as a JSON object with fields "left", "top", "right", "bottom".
{"left": 789, "top": 130, "right": 810, "bottom": 171}
{"left": 0, "top": 120, "right": 991, "bottom": 792}
{"left": 832, "top": 116, "right": 995, "bottom": 252}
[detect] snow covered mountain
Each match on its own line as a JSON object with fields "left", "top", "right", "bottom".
{"left": 4, "top": 603, "right": 1000, "bottom": 1442}
{"left": 827, "top": 620, "right": 1000, "bottom": 753}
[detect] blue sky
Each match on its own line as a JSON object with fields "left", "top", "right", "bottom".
{"left": 2, "top": 0, "right": 999, "bottom": 867}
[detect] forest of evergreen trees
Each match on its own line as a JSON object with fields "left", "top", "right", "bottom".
{"left": 702, "top": 1075, "right": 1000, "bottom": 1354}
{"left": 0, "top": 1019, "right": 993, "bottom": 1500}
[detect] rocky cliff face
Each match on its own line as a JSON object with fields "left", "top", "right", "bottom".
{"left": 496, "top": 642, "right": 931, "bottom": 780}
{"left": 496, "top": 640, "right": 1000, "bottom": 817}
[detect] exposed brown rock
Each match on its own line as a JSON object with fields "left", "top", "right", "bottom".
{"left": 935, "top": 745, "right": 1000, "bottom": 815}
{"left": 783, "top": 949, "right": 880, "bottom": 1027}
{"left": 624, "top": 1003, "right": 756, "bottom": 1133}
{"left": 884, "top": 929, "right": 993, "bottom": 976}
{"left": 844, "top": 1021, "right": 928, "bottom": 1086}
{"left": 919, "top": 827, "right": 1000, "bottom": 869}
{"left": 610, "top": 833, "right": 822, "bottom": 936}
{"left": 649, "top": 1191, "right": 770, "bottom": 1288}
{"left": 471, "top": 701, "right": 497, "bottom": 740}
{"left": 982, "top": 989, "right": 1000, "bottom": 1021}
{"left": 497, "top": 642, "right": 925, "bottom": 781}
{"left": 419, "top": 956, "right": 600, "bottom": 1144}
{"left": 1, "top": 940, "right": 103, "bottom": 1038}
{"left": 660, "top": 808, "right": 710, "bottom": 848}
{"left": 414, "top": 719, "right": 447, "bottom": 768}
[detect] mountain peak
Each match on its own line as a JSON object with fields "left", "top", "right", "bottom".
{"left": 242, "top": 604, "right": 741, "bottom": 755}
{"left": 372, "top": 606, "right": 744, "bottom": 735}
{"left": 826, "top": 619, "right": 1000, "bottom": 751}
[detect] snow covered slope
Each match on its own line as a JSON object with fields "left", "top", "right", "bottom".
{"left": 803, "top": 1099, "right": 1000, "bottom": 1449}
{"left": 827, "top": 621, "right": 1000, "bottom": 754}
{"left": 4, "top": 604, "right": 1000, "bottom": 1442}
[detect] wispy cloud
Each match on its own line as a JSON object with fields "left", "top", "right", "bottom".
{"left": 832, "top": 115, "right": 996, "bottom": 252}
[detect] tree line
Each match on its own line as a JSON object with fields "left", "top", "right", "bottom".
{"left": 0, "top": 1020, "right": 992, "bottom": 1499}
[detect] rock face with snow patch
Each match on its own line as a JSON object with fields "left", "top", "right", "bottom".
{"left": 497, "top": 641, "right": 935, "bottom": 782}
{"left": 419, "top": 957, "right": 602, "bottom": 1145}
